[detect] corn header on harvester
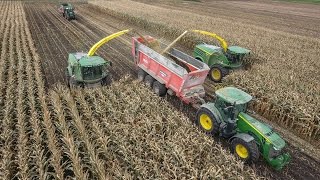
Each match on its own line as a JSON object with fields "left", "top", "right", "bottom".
{"left": 66, "top": 30, "right": 130, "bottom": 88}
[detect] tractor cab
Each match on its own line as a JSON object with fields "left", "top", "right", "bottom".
{"left": 66, "top": 52, "right": 112, "bottom": 88}
{"left": 214, "top": 87, "right": 252, "bottom": 119}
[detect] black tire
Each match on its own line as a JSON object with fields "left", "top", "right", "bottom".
{"left": 209, "top": 65, "right": 229, "bottom": 82}
{"left": 153, "top": 81, "right": 167, "bottom": 96}
{"left": 144, "top": 75, "right": 154, "bottom": 88}
{"left": 231, "top": 137, "right": 259, "bottom": 164}
{"left": 101, "top": 75, "right": 112, "bottom": 86}
{"left": 137, "top": 68, "right": 146, "bottom": 82}
{"left": 196, "top": 107, "right": 220, "bottom": 135}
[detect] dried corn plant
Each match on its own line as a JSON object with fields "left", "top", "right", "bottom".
{"left": 89, "top": 0, "right": 320, "bottom": 142}
{"left": 44, "top": 77, "right": 260, "bottom": 179}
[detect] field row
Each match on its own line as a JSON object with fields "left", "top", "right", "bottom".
{"left": 0, "top": 1, "right": 49, "bottom": 179}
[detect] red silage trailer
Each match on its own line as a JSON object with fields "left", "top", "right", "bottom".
{"left": 132, "top": 36, "right": 210, "bottom": 104}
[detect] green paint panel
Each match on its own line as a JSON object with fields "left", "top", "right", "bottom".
{"left": 238, "top": 113, "right": 286, "bottom": 150}
{"left": 227, "top": 46, "right": 250, "bottom": 54}
{"left": 215, "top": 87, "right": 252, "bottom": 104}
{"left": 195, "top": 44, "right": 222, "bottom": 55}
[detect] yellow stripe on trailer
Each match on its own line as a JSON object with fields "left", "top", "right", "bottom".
{"left": 192, "top": 30, "right": 228, "bottom": 52}
{"left": 87, "top": 29, "right": 130, "bottom": 56}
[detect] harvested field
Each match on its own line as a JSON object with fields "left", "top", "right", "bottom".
{"left": 90, "top": 0, "right": 320, "bottom": 145}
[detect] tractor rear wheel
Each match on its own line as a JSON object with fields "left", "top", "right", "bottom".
{"left": 209, "top": 65, "right": 229, "bottom": 83}
{"left": 153, "top": 81, "right": 167, "bottom": 96}
{"left": 144, "top": 75, "right": 154, "bottom": 88}
{"left": 196, "top": 108, "right": 220, "bottom": 135}
{"left": 231, "top": 137, "right": 259, "bottom": 164}
{"left": 137, "top": 68, "right": 146, "bottom": 82}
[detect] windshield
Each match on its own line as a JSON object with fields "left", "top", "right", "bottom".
{"left": 82, "top": 66, "right": 103, "bottom": 80}
{"left": 227, "top": 53, "right": 245, "bottom": 63}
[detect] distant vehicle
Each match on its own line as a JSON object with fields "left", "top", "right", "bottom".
{"left": 58, "top": 3, "right": 76, "bottom": 20}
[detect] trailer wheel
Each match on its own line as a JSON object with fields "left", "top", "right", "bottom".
{"left": 144, "top": 75, "right": 154, "bottom": 88}
{"left": 209, "top": 65, "right": 229, "bottom": 83}
{"left": 137, "top": 69, "right": 146, "bottom": 82}
{"left": 231, "top": 137, "right": 259, "bottom": 164}
{"left": 196, "top": 108, "right": 220, "bottom": 135}
{"left": 153, "top": 81, "right": 167, "bottom": 96}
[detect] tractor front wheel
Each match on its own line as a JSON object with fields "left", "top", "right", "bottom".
{"left": 137, "top": 68, "right": 146, "bottom": 82}
{"left": 209, "top": 65, "right": 229, "bottom": 83}
{"left": 231, "top": 137, "right": 259, "bottom": 164}
{"left": 196, "top": 108, "right": 220, "bottom": 135}
{"left": 153, "top": 81, "right": 167, "bottom": 96}
{"left": 144, "top": 75, "right": 154, "bottom": 88}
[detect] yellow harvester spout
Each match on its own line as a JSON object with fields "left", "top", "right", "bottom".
{"left": 87, "top": 29, "right": 130, "bottom": 56}
{"left": 192, "top": 30, "right": 228, "bottom": 52}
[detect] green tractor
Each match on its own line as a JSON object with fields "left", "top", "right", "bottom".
{"left": 196, "top": 87, "right": 290, "bottom": 170}
{"left": 58, "top": 3, "right": 76, "bottom": 20}
{"left": 192, "top": 30, "right": 250, "bottom": 82}
{"left": 66, "top": 52, "right": 112, "bottom": 88}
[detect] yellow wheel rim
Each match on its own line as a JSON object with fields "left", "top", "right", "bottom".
{"left": 235, "top": 144, "right": 249, "bottom": 159}
{"left": 199, "top": 114, "right": 213, "bottom": 131}
{"left": 212, "top": 69, "right": 221, "bottom": 80}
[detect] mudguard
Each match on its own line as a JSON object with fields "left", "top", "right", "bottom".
{"left": 200, "top": 103, "right": 222, "bottom": 124}
{"left": 229, "top": 133, "right": 254, "bottom": 143}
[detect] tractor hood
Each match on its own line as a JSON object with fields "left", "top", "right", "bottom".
{"left": 227, "top": 46, "right": 250, "bottom": 55}
{"left": 196, "top": 44, "right": 223, "bottom": 55}
{"left": 238, "top": 113, "right": 286, "bottom": 150}
{"left": 216, "top": 87, "right": 252, "bottom": 105}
